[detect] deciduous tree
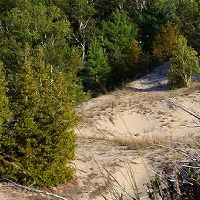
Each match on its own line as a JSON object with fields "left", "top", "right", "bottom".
{"left": 168, "top": 35, "right": 200, "bottom": 89}
{"left": 63, "top": 0, "right": 96, "bottom": 60}
{"left": 0, "top": 1, "right": 85, "bottom": 103}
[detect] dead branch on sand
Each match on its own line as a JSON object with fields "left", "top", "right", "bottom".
{"left": 0, "top": 178, "right": 68, "bottom": 200}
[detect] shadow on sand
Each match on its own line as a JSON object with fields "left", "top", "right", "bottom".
{"left": 124, "top": 61, "right": 200, "bottom": 93}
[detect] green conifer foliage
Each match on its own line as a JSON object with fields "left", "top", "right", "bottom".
{"left": 153, "top": 21, "right": 180, "bottom": 63}
{"left": 0, "top": 61, "right": 12, "bottom": 145}
{"left": 0, "top": 46, "right": 77, "bottom": 187}
{"left": 125, "top": 38, "right": 141, "bottom": 79}
{"left": 0, "top": 0, "right": 86, "bottom": 104}
{"left": 137, "top": 3, "right": 167, "bottom": 53}
{"left": 33, "top": 46, "right": 77, "bottom": 186}
{"left": 0, "top": 2, "right": 84, "bottom": 94}
{"left": 168, "top": 36, "right": 200, "bottom": 89}
{"left": 84, "top": 36, "right": 110, "bottom": 92}
{"left": 0, "top": 62, "right": 13, "bottom": 179}
{"left": 103, "top": 8, "right": 138, "bottom": 83}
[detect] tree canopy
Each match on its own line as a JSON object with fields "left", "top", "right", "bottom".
{"left": 153, "top": 21, "right": 180, "bottom": 63}
{"left": 168, "top": 35, "right": 200, "bottom": 89}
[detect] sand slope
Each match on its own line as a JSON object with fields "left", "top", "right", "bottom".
{"left": 73, "top": 62, "right": 200, "bottom": 200}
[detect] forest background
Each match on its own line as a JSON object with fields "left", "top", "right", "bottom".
{"left": 1, "top": 0, "right": 200, "bottom": 95}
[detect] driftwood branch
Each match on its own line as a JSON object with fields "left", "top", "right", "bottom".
{"left": 0, "top": 178, "right": 68, "bottom": 200}
{"left": 167, "top": 98, "right": 200, "bottom": 121}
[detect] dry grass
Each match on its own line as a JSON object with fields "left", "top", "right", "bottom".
{"left": 101, "top": 108, "right": 200, "bottom": 198}
{"left": 112, "top": 134, "right": 169, "bottom": 151}
{"left": 74, "top": 79, "right": 200, "bottom": 199}
{"left": 167, "top": 82, "right": 200, "bottom": 97}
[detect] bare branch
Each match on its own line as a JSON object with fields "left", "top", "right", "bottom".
{"left": 0, "top": 178, "right": 68, "bottom": 200}
{"left": 167, "top": 98, "right": 200, "bottom": 121}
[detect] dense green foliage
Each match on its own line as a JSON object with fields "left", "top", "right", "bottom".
{"left": 0, "top": 61, "right": 12, "bottom": 140}
{"left": 103, "top": 9, "right": 138, "bottom": 84}
{"left": 125, "top": 38, "right": 141, "bottom": 79}
{"left": 168, "top": 36, "right": 200, "bottom": 89}
{"left": 137, "top": 2, "right": 167, "bottom": 53}
{"left": 0, "top": 0, "right": 199, "bottom": 188}
{"left": 153, "top": 21, "right": 180, "bottom": 63}
{"left": 84, "top": 36, "right": 110, "bottom": 93}
{"left": 0, "top": 44, "right": 78, "bottom": 187}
